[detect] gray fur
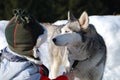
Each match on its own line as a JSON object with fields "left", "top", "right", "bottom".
{"left": 52, "top": 11, "right": 107, "bottom": 80}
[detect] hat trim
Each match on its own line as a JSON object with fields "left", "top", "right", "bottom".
{"left": 13, "top": 22, "right": 19, "bottom": 48}
{"left": 9, "top": 45, "right": 42, "bottom": 64}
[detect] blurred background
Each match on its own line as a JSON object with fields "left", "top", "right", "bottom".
{"left": 0, "top": 0, "right": 120, "bottom": 22}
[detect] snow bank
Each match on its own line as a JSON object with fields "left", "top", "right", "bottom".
{"left": 50, "top": 16, "right": 120, "bottom": 80}
{"left": 89, "top": 16, "right": 120, "bottom": 80}
{"left": 0, "top": 15, "right": 120, "bottom": 80}
{"left": 0, "top": 20, "right": 9, "bottom": 49}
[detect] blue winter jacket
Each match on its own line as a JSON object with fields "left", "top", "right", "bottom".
{"left": 0, "top": 47, "right": 41, "bottom": 80}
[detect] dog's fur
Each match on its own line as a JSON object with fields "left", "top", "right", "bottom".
{"left": 28, "top": 23, "right": 47, "bottom": 64}
{"left": 52, "top": 11, "right": 107, "bottom": 80}
{"left": 47, "top": 23, "right": 70, "bottom": 79}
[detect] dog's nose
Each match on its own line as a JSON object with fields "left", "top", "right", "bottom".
{"left": 52, "top": 38, "right": 56, "bottom": 43}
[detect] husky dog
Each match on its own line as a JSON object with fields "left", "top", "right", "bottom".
{"left": 52, "top": 11, "right": 107, "bottom": 80}
{"left": 48, "top": 24, "right": 70, "bottom": 79}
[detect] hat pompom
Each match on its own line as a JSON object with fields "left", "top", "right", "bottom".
{"left": 5, "top": 9, "right": 46, "bottom": 61}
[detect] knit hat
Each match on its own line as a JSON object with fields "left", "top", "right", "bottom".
{"left": 5, "top": 9, "right": 45, "bottom": 62}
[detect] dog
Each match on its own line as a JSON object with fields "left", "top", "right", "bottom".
{"left": 46, "top": 22, "right": 71, "bottom": 79}
{"left": 52, "top": 11, "right": 107, "bottom": 80}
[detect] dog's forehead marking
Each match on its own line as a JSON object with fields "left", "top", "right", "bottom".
{"left": 61, "top": 25, "right": 72, "bottom": 34}
{"left": 62, "top": 21, "right": 81, "bottom": 33}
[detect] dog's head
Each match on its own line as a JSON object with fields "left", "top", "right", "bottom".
{"left": 53, "top": 11, "right": 97, "bottom": 47}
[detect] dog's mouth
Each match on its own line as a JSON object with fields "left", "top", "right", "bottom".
{"left": 54, "top": 42, "right": 69, "bottom": 46}
{"left": 64, "top": 42, "right": 69, "bottom": 46}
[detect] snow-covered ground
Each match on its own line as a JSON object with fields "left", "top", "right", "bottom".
{"left": 89, "top": 16, "right": 120, "bottom": 80}
{"left": 0, "top": 15, "right": 120, "bottom": 80}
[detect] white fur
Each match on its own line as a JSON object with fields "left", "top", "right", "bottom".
{"left": 33, "top": 26, "right": 47, "bottom": 59}
{"left": 35, "top": 27, "right": 47, "bottom": 48}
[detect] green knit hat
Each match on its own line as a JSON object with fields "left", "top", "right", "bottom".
{"left": 5, "top": 9, "right": 45, "bottom": 60}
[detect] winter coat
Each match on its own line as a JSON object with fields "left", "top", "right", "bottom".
{"left": 0, "top": 47, "right": 68, "bottom": 80}
{"left": 0, "top": 47, "right": 40, "bottom": 80}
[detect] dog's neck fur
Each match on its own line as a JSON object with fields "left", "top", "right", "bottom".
{"left": 67, "top": 24, "right": 106, "bottom": 63}
{"left": 67, "top": 42, "right": 90, "bottom": 61}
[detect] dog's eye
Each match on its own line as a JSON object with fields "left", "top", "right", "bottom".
{"left": 59, "top": 29, "right": 62, "bottom": 33}
{"left": 65, "top": 31, "right": 69, "bottom": 33}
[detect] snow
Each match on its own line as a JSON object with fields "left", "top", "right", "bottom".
{"left": 0, "top": 20, "right": 9, "bottom": 49}
{"left": 0, "top": 15, "right": 120, "bottom": 80}
{"left": 53, "top": 20, "right": 68, "bottom": 25}
{"left": 89, "top": 16, "right": 120, "bottom": 80}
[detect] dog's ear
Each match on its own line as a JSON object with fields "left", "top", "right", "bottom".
{"left": 68, "top": 11, "right": 76, "bottom": 21}
{"left": 79, "top": 11, "right": 89, "bottom": 29}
